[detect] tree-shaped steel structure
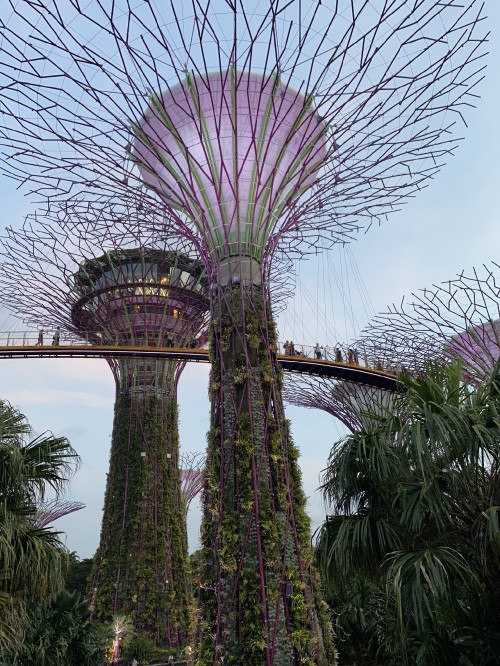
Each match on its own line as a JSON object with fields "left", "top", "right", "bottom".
{"left": 35, "top": 500, "right": 86, "bottom": 529}
{"left": 360, "top": 262, "right": 500, "bottom": 387}
{"left": 0, "top": 199, "right": 210, "bottom": 646}
{"left": 180, "top": 451, "right": 206, "bottom": 518}
{"left": 0, "top": 2, "right": 489, "bottom": 663}
{"left": 283, "top": 335, "right": 408, "bottom": 432}
{"left": 284, "top": 373, "right": 398, "bottom": 433}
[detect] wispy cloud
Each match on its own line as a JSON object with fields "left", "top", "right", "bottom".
{"left": 7, "top": 389, "right": 113, "bottom": 409}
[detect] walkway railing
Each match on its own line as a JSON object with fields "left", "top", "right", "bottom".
{"left": 0, "top": 331, "right": 399, "bottom": 389}
{"left": 279, "top": 342, "right": 398, "bottom": 374}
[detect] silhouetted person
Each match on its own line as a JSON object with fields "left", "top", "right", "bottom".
{"left": 51, "top": 327, "right": 60, "bottom": 346}
{"left": 35, "top": 329, "right": 44, "bottom": 346}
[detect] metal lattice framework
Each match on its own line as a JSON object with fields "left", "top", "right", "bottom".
{"left": 360, "top": 262, "right": 500, "bottom": 386}
{"left": 283, "top": 336, "right": 406, "bottom": 432}
{"left": 284, "top": 372, "right": 398, "bottom": 433}
{"left": 0, "top": 2, "right": 487, "bottom": 264}
{"left": 35, "top": 499, "right": 86, "bottom": 528}
{"left": 0, "top": 2, "right": 489, "bottom": 664}
{"left": 0, "top": 198, "right": 211, "bottom": 393}
{"left": 180, "top": 451, "right": 206, "bottom": 516}
{"left": 0, "top": 197, "right": 211, "bottom": 646}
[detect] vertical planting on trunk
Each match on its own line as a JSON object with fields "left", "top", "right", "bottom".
{"left": 198, "top": 284, "right": 333, "bottom": 665}
{"left": 91, "top": 381, "right": 190, "bottom": 646}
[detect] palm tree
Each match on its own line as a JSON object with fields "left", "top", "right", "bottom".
{"left": 0, "top": 399, "right": 80, "bottom": 654}
{"left": 317, "top": 360, "right": 500, "bottom": 665}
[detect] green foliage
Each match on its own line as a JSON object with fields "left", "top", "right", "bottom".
{"left": 317, "top": 359, "right": 500, "bottom": 665}
{"left": 0, "top": 400, "right": 78, "bottom": 654}
{"left": 91, "top": 393, "right": 190, "bottom": 647}
{"left": 65, "top": 553, "right": 94, "bottom": 597}
{"left": 199, "top": 285, "right": 334, "bottom": 665}
{"left": 1, "top": 590, "right": 108, "bottom": 665}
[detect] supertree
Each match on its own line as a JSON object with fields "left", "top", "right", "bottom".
{"left": 0, "top": 198, "right": 210, "bottom": 646}
{"left": 282, "top": 334, "right": 411, "bottom": 433}
{"left": 180, "top": 452, "right": 206, "bottom": 518}
{"left": 0, "top": 2, "right": 489, "bottom": 664}
{"left": 284, "top": 373, "right": 397, "bottom": 433}
{"left": 360, "top": 262, "right": 500, "bottom": 387}
{"left": 35, "top": 499, "right": 86, "bottom": 529}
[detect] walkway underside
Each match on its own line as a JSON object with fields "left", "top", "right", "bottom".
{"left": 0, "top": 345, "right": 398, "bottom": 390}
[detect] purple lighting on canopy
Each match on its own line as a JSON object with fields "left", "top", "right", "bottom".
{"left": 361, "top": 263, "right": 500, "bottom": 387}
{"left": 133, "top": 71, "right": 328, "bottom": 271}
{"left": 445, "top": 319, "right": 500, "bottom": 384}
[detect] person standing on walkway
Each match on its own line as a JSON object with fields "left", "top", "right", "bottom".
{"left": 52, "top": 327, "right": 60, "bottom": 346}
{"left": 35, "top": 328, "right": 44, "bottom": 346}
{"left": 314, "top": 343, "right": 322, "bottom": 359}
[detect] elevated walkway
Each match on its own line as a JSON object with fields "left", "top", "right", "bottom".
{"left": 0, "top": 340, "right": 398, "bottom": 391}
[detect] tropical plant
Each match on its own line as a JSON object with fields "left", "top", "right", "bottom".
{"left": 317, "top": 359, "right": 500, "bottom": 665}
{"left": 0, "top": 399, "right": 80, "bottom": 654}
{"left": 65, "top": 552, "right": 94, "bottom": 597}
{"left": 2, "top": 589, "right": 108, "bottom": 665}
{"left": 111, "top": 614, "right": 135, "bottom": 662}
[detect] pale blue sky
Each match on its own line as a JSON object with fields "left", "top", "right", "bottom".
{"left": 0, "top": 2, "right": 499, "bottom": 557}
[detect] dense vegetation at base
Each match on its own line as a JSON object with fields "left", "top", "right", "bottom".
{"left": 5, "top": 355, "right": 500, "bottom": 665}
{"left": 0, "top": 399, "right": 106, "bottom": 664}
{"left": 316, "top": 359, "right": 500, "bottom": 666}
{"left": 91, "top": 393, "right": 190, "bottom": 646}
{"left": 198, "top": 285, "right": 334, "bottom": 665}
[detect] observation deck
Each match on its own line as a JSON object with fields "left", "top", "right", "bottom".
{"left": 0, "top": 332, "right": 399, "bottom": 391}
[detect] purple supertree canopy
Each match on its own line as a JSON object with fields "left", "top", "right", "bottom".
{"left": 0, "top": 198, "right": 210, "bottom": 380}
{"left": 0, "top": 1, "right": 488, "bottom": 264}
{"left": 35, "top": 500, "right": 86, "bottom": 529}
{"left": 133, "top": 70, "right": 328, "bottom": 272}
{"left": 71, "top": 249, "right": 207, "bottom": 343}
{"left": 0, "top": 195, "right": 293, "bottom": 339}
{"left": 179, "top": 451, "right": 205, "bottom": 516}
{"left": 284, "top": 373, "right": 398, "bottom": 433}
{"left": 360, "top": 262, "right": 500, "bottom": 385}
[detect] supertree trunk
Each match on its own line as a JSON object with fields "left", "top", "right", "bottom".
{"left": 92, "top": 363, "right": 190, "bottom": 646}
{"left": 199, "top": 283, "right": 332, "bottom": 665}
